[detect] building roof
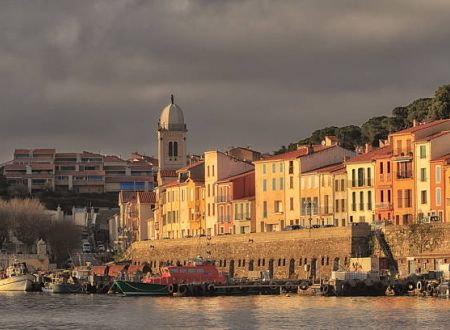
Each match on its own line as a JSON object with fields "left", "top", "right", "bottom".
{"left": 416, "top": 130, "right": 450, "bottom": 142}
{"left": 391, "top": 119, "right": 450, "bottom": 135}
{"left": 138, "top": 191, "right": 156, "bottom": 204}
{"left": 159, "top": 95, "right": 185, "bottom": 131}
{"left": 255, "top": 145, "right": 333, "bottom": 162}
{"left": 217, "top": 170, "right": 255, "bottom": 184}
{"left": 177, "top": 160, "right": 205, "bottom": 172}
{"left": 304, "top": 162, "right": 345, "bottom": 174}
{"left": 431, "top": 153, "right": 450, "bottom": 163}
{"left": 33, "top": 149, "right": 56, "bottom": 155}
{"left": 104, "top": 155, "right": 126, "bottom": 163}
{"left": 345, "top": 145, "right": 392, "bottom": 164}
{"left": 119, "top": 191, "right": 137, "bottom": 204}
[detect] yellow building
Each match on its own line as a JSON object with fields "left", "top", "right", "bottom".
{"left": 254, "top": 144, "right": 355, "bottom": 232}
{"left": 331, "top": 165, "right": 348, "bottom": 227}
{"left": 414, "top": 131, "right": 450, "bottom": 221}
{"left": 158, "top": 161, "right": 205, "bottom": 239}
{"left": 346, "top": 153, "right": 376, "bottom": 224}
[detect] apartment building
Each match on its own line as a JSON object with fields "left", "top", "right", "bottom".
{"left": 204, "top": 151, "right": 254, "bottom": 236}
{"left": 216, "top": 170, "right": 255, "bottom": 235}
{"left": 390, "top": 119, "right": 450, "bottom": 225}
{"left": 254, "top": 144, "right": 355, "bottom": 232}
{"left": 3, "top": 149, "right": 156, "bottom": 193}
{"left": 414, "top": 131, "right": 450, "bottom": 222}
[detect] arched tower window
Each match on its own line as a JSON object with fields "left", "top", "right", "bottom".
{"left": 168, "top": 142, "right": 173, "bottom": 157}
{"left": 174, "top": 142, "right": 178, "bottom": 157}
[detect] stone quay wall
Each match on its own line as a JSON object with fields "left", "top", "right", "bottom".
{"left": 127, "top": 223, "right": 371, "bottom": 280}
{"left": 372, "top": 223, "right": 450, "bottom": 277}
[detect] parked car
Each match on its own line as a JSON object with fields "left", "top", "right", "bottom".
{"left": 284, "top": 225, "right": 304, "bottom": 231}
{"left": 311, "top": 224, "right": 321, "bottom": 229}
{"left": 97, "top": 244, "right": 105, "bottom": 252}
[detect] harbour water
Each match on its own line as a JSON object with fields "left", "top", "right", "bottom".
{"left": 0, "top": 293, "right": 449, "bottom": 329}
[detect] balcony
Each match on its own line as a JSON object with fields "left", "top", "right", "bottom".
{"left": 378, "top": 173, "right": 392, "bottom": 182}
{"left": 215, "top": 196, "right": 231, "bottom": 203}
{"left": 396, "top": 171, "right": 413, "bottom": 180}
{"left": 375, "top": 203, "right": 393, "bottom": 210}
{"left": 350, "top": 179, "right": 374, "bottom": 188}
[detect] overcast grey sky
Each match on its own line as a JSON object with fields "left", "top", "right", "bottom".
{"left": 1, "top": 0, "right": 450, "bottom": 162}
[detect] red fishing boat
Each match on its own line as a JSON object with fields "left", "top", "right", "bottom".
{"left": 113, "top": 258, "right": 226, "bottom": 296}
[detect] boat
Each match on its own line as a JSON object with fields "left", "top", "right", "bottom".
{"left": 0, "top": 261, "right": 35, "bottom": 292}
{"left": 41, "top": 271, "right": 83, "bottom": 294}
{"left": 114, "top": 258, "right": 226, "bottom": 296}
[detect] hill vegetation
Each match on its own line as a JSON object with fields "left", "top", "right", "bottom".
{"left": 276, "top": 84, "right": 450, "bottom": 154}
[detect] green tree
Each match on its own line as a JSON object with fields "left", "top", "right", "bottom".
{"left": 406, "top": 98, "right": 432, "bottom": 123}
{"left": 361, "top": 116, "right": 389, "bottom": 146}
{"left": 0, "top": 200, "right": 11, "bottom": 247}
{"left": 427, "top": 85, "right": 450, "bottom": 120}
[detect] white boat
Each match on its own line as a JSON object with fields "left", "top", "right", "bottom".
{"left": 0, "top": 262, "right": 35, "bottom": 292}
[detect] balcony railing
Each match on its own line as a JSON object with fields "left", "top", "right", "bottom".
{"left": 375, "top": 203, "right": 393, "bottom": 210}
{"left": 396, "top": 172, "right": 413, "bottom": 179}
{"left": 215, "top": 196, "right": 231, "bottom": 203}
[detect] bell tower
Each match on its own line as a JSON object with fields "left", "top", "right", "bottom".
{"left": 157, "top": 95, "right": 187, "bottom": 184}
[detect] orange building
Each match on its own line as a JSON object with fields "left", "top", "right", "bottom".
{"left": 374, "top": 145, "right": 393, "bottom": 222}
{"left": 390, "top": 120, "right": 450, "bottom": 225}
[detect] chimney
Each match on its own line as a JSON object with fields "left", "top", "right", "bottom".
{"left": 413, "top": 119, "right": 417, "bottom": 127}
{"left": 365, "top": 143, "right": 372, "bottom": 154}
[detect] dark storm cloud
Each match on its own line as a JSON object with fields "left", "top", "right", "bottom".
{"left": 1, "top": 0, "right": 450, "bottom": 161}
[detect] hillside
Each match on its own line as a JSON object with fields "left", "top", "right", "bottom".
{"left": 276, "top": 84, "right": 450, "bottom": 154}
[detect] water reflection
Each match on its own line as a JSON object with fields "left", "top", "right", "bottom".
{"left": 0, "top": 293, "right": 449, "bottom": 330}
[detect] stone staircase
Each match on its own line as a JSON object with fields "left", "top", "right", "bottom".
{"left": 374, "top": 229, "right": 398, "bottom": 276}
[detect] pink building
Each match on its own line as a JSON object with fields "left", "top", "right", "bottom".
{"left": 215, "top": 170, "right": 255, "bottom": 235}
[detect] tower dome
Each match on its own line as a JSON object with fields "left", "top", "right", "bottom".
{"left": 159, "top": 94, "right": 186, "bottom": 131}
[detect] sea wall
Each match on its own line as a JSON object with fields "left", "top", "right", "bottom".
{"left": 126, "top": 223, "right": 371, "bottom": 280}
{"left": 372, "top": 223, "right": 450, "bottom": 276}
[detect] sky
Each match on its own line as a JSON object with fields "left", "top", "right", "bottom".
{"left": 2, "top": 0, "right": 450, "bottom": 163}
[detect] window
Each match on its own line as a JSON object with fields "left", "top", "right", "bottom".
{"left": 358, "top": 168, "right": 365, "bottom": 187}
{"left": 263, "top": 201, "right": 267, "bottom": 218}
{"left": 262, "top": 164, "right": 266, "bottom": 174}
{"left": 301, "top": 198, "right": 306, "bottom": 216}
{"left": 335, "top": 199, "right": 339, "bottom": 213}
{"left": 212, "top": 165, "right": 215, "bottom": 177}
{"left": 398, "top": 190, "right": 403, "bottom": 208}
{"left": 173, "top": 142, "right": 178, "bottom": 157}
{"left": 341, "top": 179, "right": 345, "bottom": 191}
{"left": 335, "top": 180, "right": 339, "bottom": 192}
{"left": 352, "top": 192, "right": 356, "bottom": 211}
{"left": 380, "top": 162, "right": 384, "bottom": 174}
{"left": 397, "top": 140, "right": 402, "bottom": 154}
{"left": 420, "top": 168, "right": 427, "bottom": 182}
{"left": 263, "top": 179, "right": 267, "bottom": 192}
{"left": 352, "top": 169, "right": 356, "bottom": 187}
{"left": 290, "top": 197, "right": 294, "bottom": 211}
{"left": 313, "top": 197, "right": 318, "bottom": 215}
{"left": 289, "top": 176, "right": 294, "bottom": 189}
{"left": 367, "top": 168, "right": 372, "bottom": 186}
{"left": 387, "top": 161, "right": 391, "bottom": 173}
{"left": 169, "top": 141, "right": 173, "bottom": 157}
{"left": 368, "top": 191, "right": 372, "bottom": 210}
{"left": 341, "top": 199, "right": 345, "bottom": 212}
{"left": 436, "top": 166, "right": 441, "bottom": 183}
{"left": 381, "top": 190, "right": 384, "bottom": 203}
{"left": 274, "top": 200, "right": 283, "bottom": 213}
{"left": 289, "top": 161, "right": 294, "bottom": 174}
{"left": 272, "top": 163, "right": 276, "bottom": 173}
{"left": 207, "top": 166, "right": 210, "bottom": 177}
{"left": 359, "top": 191, "right": 364, "bottom": 211}
{"left": 421, "top": 190, "right": 427, "bottom": 204}
{"left": 436, "top": 188, "right": 442, "bottom": 206}
{"left": 420, "top": 145, "right": 427, "bottom": 159}
{"left": 280, "top": 163, "right": 284, "bottom": 172}
{"left": 279, "top": 178, "right": 284, "bottom": 190}
{"left": 272, "top": 178, "right": 276, "bottom": 191}
{"left": 388, "top": 190, "right": 391, "bottom": 202}
{"left": 405, "top": 189, "right": 412, "bottom": 208}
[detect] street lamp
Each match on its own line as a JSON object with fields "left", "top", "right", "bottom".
{"left": 303, "top": 199, "right": 313, "bottom": 228}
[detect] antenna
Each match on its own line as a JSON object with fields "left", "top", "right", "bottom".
{"left": 171, "top": 94, "right": 174, "bottom": 104}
